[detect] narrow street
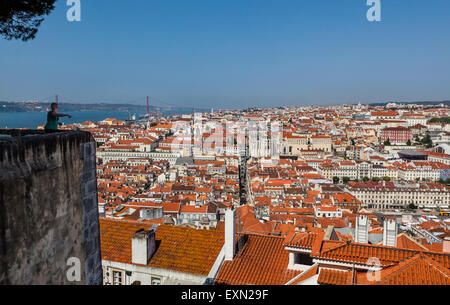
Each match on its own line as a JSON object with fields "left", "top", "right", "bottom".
{"left": 239, "top": 156, "right": 249, "bottom": 206}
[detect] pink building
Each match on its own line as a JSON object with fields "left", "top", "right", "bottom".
{"left": 380, "top": 126, "right": 412, "bottom": 145}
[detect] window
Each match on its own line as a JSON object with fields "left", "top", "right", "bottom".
{"left": 151, "top": 276, "right": 162, "bottom": 285}
{"left": 293, "top": 253, "right": 313, "bottom": 266}
{"left": 112, "top": 270, "right": 123, "bottom": 285}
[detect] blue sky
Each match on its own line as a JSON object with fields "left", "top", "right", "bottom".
{"left": 1, "top": 0, "right": 450, "bottom": 109}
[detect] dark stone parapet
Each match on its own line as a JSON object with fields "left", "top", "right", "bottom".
{"left": 0, "top": 130, "right": 93, "bottom": 165}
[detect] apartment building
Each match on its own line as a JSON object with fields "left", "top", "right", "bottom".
{"left": 380, "top": 126, "right": 412, "bottom": 145}
{"left": 348, "top": 181, "right": 450, "bottom": 209}
{"left": 282, "top": 133, "right": 332, "bottom": 156}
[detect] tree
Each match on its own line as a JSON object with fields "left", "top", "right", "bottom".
{"left": 408, "top": 203, "right": 417, "bottom": 210}
{"left": 383, "top": 176, "right": 391, "bottom": 182}
{"left": 362, "top": 176, "right": 370, "bottom": 182}
{"left": 429, "top": 117, "right": 450, "bottom": 124}
{"left": 383, "top": 138, "right": 391, "bottom": 146}
{"left": 0, "top": 0, "right": 56, "bottom": 41}
{"left": 332, "top": 176, "right": 340, "bottom": 184}
{"left": 372, "top": 177, "right": 380, "bottom": 183}
{"left": 343, "top": 177, "right": 350, "bottom": 184}
{"left": 421, "top": 133, "right": 433, "bottom": 148}
{"left": 406, "top": 139, "right": 411, "bottom": 146}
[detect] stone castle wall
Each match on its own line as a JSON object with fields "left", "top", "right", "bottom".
{"left": 0, "top": 130, "right": 102, "bottom": 284}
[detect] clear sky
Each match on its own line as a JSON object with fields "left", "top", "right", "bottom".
{"left": 1, "top": 0, "right": 450, "bottom": 109}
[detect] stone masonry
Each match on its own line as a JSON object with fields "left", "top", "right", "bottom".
{"left": 0, "top": 130, "right": 102, "bottom": 284}
{"left": 80, "top": 141, "right": 103, "bottom": 285}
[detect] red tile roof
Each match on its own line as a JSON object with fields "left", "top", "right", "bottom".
{"left": 100, "top": 218, "right": 224, "bottom": 275}
{"left": 100, "top": 218, "right": 148, "bottom": 265}
{"left": 357, "top": 253, "right": 450, "bottom": 285}
{"left": 215, "top": 234, "right": 302, "bottom": 285}
{"left": 288, "top": 264, "right": 319, "bottom": 285}
{"left": 284, "top": 231, "right": 320, "bottom": 250}
{"left": 395, "top": 233, "right": 429, "bottom": 251}
{"left": 316, "top": 217, "right": 347, "bottom": 229}
{"left": 313, "top": 240, "right": 450, "bottom": 269}
{"left": 318, "top": 268, "right": 352, "bottom": 285}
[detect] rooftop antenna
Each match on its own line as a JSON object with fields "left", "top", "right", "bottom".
{"left": 55, "top": 94, "right": 59, "bottom": 105}
{"left": 147, "top": 96, "right": 149, "bottom": 116}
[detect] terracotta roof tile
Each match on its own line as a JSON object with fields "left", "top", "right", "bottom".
{"left": 357, "top": 253, "right": 450, "bottom": 285}
{"left": 288, "top": 264, "right": 319, "bottom": 285}
{"left": 395, "top": 233, "right": 429, "bottom": 251}
{"left": 284, "top": 231, "right": 318, "bottom": 250}
{"left": 318, "top": 268, "right": 352, "bottom": 285}
{"left": 215, "top": 234, "right": 302, "bottom": 285}
{"left": 314, "top": 240, "right": 450, "bottom": 269}
{"left": 100, "top": 218, "right": 224, "bottom": 276}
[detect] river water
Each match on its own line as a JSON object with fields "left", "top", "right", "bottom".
{"left": 0, "top": 110, "right": 194, "bottom": 129}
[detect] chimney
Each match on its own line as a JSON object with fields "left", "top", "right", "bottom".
{"left": 383, "top": 218, "right": 397, "bottom": 247}
{"left": 224, "top": 209, "right": 236, "bottom": 261}
{"left": 324, "top": 225, "right": 334, "bottom": 241}
{"left": 444, "top": 237, "right": 450, "bottom": 254}
{"left": 355, "top": 215, "right": 369, "bottom": 244}
{"left": 131, "top": 229, "right": 155, "bottom": 265}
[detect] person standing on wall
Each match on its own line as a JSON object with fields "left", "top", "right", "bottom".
{"left": 44, "top": 103, "right": 72, "bottom": 132}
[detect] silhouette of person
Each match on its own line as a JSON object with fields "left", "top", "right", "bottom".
{"left": 44, "top": 103, "right": 72, "bottom": 132}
